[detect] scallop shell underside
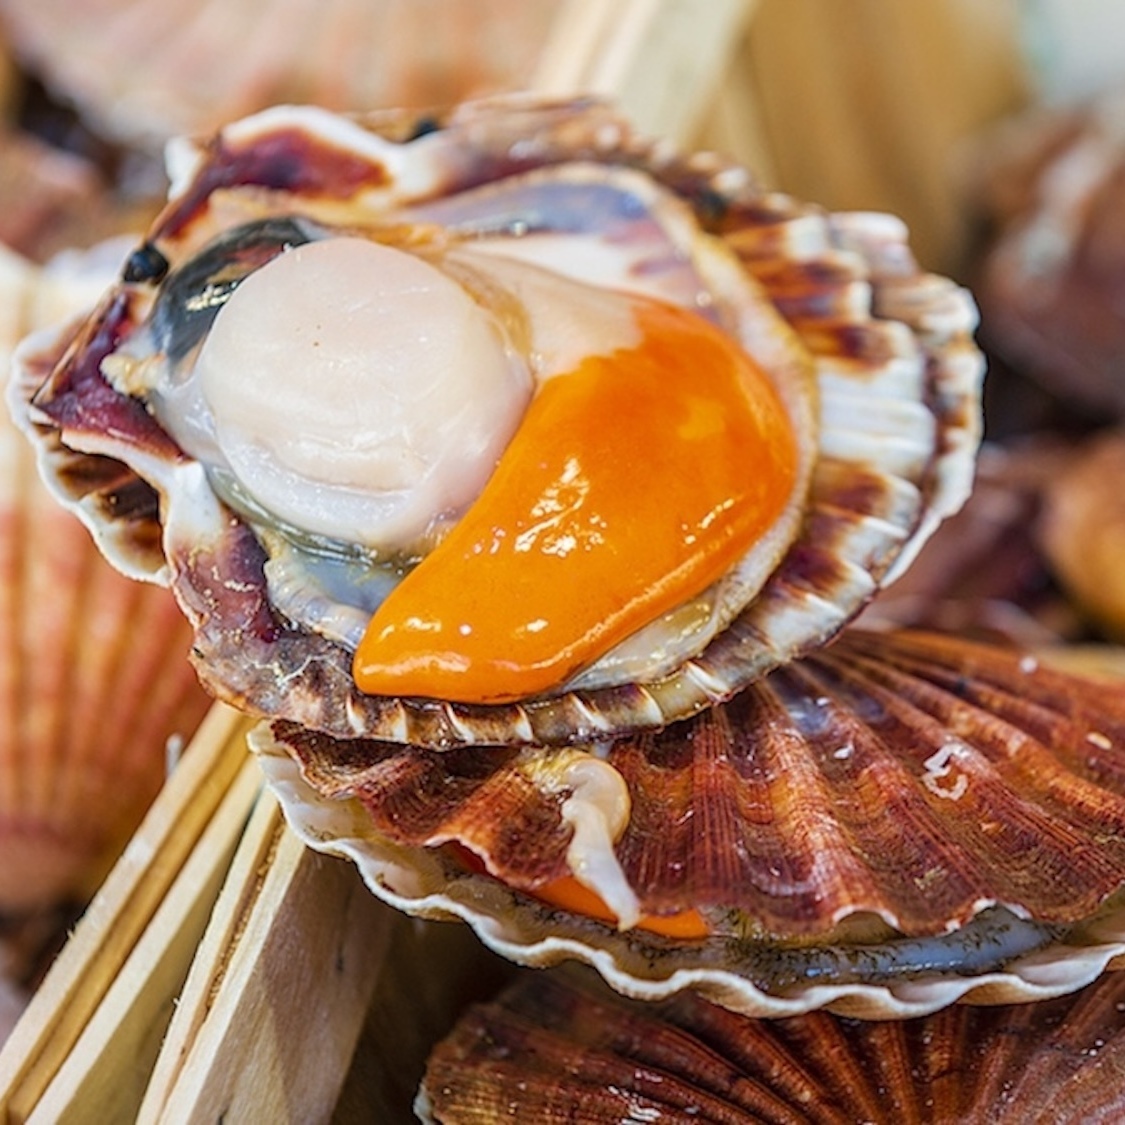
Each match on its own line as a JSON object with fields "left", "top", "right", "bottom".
{"left": 417, "top": 963, "right": 1125, "bottom": 1123}
{"left": 12, "top": 97, "right": 984, "bottom": 749}
{"left": 256, "top": 628, "right": 1125, "bottom": 1019}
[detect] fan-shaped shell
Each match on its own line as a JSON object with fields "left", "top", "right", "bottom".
{"left": 975, "top": 87, "right": 1125, "bottom": 416}
{"left": 9, "top": 97, "right": 984, "bottom": 749}
{"left": 417, "top": 964, "right": 1125, "bottom": 1124}
{"left": 0, "top": 244, "right": 211, "bottom": 911}
{"left": 0, "top": 0, "right": 561, "bottom": 150}
{"left": 255, "top": 627, "right": 1125, "bottom": 1019}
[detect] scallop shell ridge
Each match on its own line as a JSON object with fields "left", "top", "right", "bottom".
{"left": 418, "top": 965, "right": 1125, "bottom": 1124}
{"left": 256, "top": 628, "right": 1125, "bottom": 1018}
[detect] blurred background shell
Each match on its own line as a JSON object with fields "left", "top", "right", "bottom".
{"left": 1036, "top": 428, "right": 1125, "bottom": 641}
{"left": 418, "top": 963, "right": 1125, "bottom": 1124}
{"left": 0, "top": 244, "right": 211, "bottom": 914}
{"left": 972, "top": 86, "right": 1125, "bottom": 420}
{"left": 0, "top": 0, "right": 563, "bottom": 151}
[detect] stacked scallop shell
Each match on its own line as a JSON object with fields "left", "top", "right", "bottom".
{"left": 0, "top": 242, "right": 211, "bottom": 912}
{"left": 13, "top": 95, "right": 1125, "bottom": 1021}
{"left": 417, "top": 964, "right": 1125, "bottom": 1123}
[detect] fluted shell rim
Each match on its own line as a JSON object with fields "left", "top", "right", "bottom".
{"left": 256, "top": 731, "right": 1125, "bottom": 1020}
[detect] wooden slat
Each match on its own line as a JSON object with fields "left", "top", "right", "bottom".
{"left": 534, "top": 0, "right": 759, "bottom": 144}
{"left": 137, "top": 792, "right": 395, "bottom": 1124}
{"left": 135, "top": 774, "right": 288, "bottom": 1121}
{"left": 0, "top": 704, "right": 253, "bottom": 1123}
{"left": 26, "top": 758, "right": 263, "bottom": 1124}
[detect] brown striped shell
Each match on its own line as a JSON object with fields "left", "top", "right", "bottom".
{"left": 0, "top": 0, "right": 560, "bottom": 150}
{"left": 0, "top": 244, "right": 211, "bottom": 911}
{"left": 9, "top": 96, "right": 984, "bottom": 750}
{"left": 254, "top": 627, "right": 1125, "bottom": 1018}
{"left": 417, "top": 965, "right": 1125, "bottom": 1123}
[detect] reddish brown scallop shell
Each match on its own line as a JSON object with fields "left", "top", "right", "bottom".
{"left": 417, "top": 964, "right": 1125, "bottom": 1124}
{"left": 255, "top": 627, "right": 1125, "bottom": 1018}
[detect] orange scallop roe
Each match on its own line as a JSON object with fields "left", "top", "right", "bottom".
{"left": 449, "top": 845, "right": 709, "bottom": 940}
{"left": 533, "top": 874, "right": 711, "bottom": 940}
{"left": 354, "top": 299, "right": 797, "bottom": 703}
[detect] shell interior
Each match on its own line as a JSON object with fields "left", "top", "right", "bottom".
{"left": 9, "top": 97, "right": 984, "bottom": 749}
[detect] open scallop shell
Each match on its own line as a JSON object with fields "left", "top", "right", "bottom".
{"left": 0, "top": 244, "right": 211, "bottom": 911}
{"left": 9, "top": 96, "right": 984, "bottom": 749}
{"left": 417, "top": 963, "right": 1125, "bottom": 1123}
{"left": 254, "top": 627, "right": 1125, "bottom": 1019}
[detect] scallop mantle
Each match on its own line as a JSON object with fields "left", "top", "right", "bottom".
{"left": 8, "top": 96, "right": 984, "bottom": 748}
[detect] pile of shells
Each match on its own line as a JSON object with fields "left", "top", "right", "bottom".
{"left": 4, "top": 40, "right": 1125, "bottom": 1116}
{"left": 13, "top": 92, "right": 1125, "bottom": 1037}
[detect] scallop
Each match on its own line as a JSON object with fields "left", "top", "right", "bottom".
{"left": 10, "top": 97, "right": 1008, "bottom": 1013}
{"left": 8, "top": 96, "right": 983, "bottom": 749}
{"left": 254, "top": 627, "right": 1125, "bottom": 1018}
{"left": 417, "top": 964, "right": 1125, "bottom": 1123}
